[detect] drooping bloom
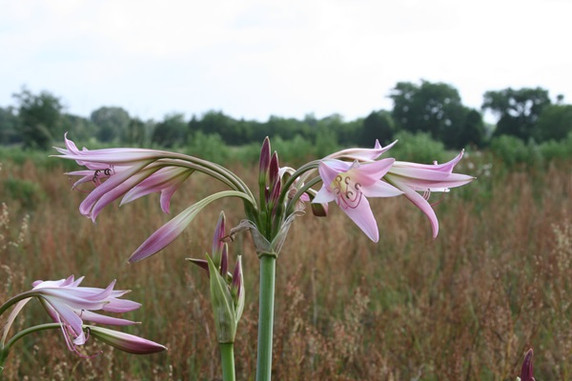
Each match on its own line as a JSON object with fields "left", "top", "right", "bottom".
{"left": 312, "top": 158, "right": 402, "bottom": 242}
{"left": 383, "top": 150, "right": 475, "bottom": 238}
{"left": 54, "top": 133, "right": 193, "bottom": 221}
{"left": 30, "top": 276, "right": 141, "bottom": 352}
{"left": 55, "top": 134, "right": 256, "bottom": 262}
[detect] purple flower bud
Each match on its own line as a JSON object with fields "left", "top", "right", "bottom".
{"left": 269, "top": 178, "right": 282, "bottom": 206}
{"left": 88, "top": 326, "right": 167, "bottom": 354}
{"left": 212, "top": 212, "right": 226, "bottom": 264}
{"left": 231, "top": 257, "right": 242, "bottom": 299}
{"left": 220, "top": 244, "right": 229, "bottom": 276}
{"left": 259, "top": 137, "right": 271, "bottom": 176}
{"left": 187, "top": 258, "right": 210, "bottom": 276}
{"left": 519, "top": 348, "right": 535, "bottom": 381}
{"left": 268, "top": 152, "right": 280, "bottom": 186}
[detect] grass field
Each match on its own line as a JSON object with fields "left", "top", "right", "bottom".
{"left": 0, "top": 152, "right": 571, "bottom": 380}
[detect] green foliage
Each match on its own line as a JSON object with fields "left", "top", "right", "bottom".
{"left": 389, "top": 80, "right": 482, "bottom": 149}
{"left": 0, "top": 106, "right": 21, "bottom": 144}
{"left": 389, "top": 131, "right": 447, "bottom": 163}
{"left": 360, "top": 110, "right": 395, "bottom": 146}
{"left": 12, "top": 87, "right": 64, "bottom": 150}
{"left": 489, "top": 135, "right": 541, "bottom": 167}
{"left": 270, "top": 135, "right": 314, "bottom": 166}
{"left": 184, "top": 131, "right": 230, "bottom": 162}
{"left": 152, "top": 113, "right": 187, "bottom": 148}
{"left": 314, "top": 128, "right": 340, "bottom": 158}
{"left": 90, "top": 106, "right": 130, "bottom": 143}
{"left": 534, "top": 104, "right": 572, "bottom": 142}
{"left": 3, "top": 177, "right": 46, "bottom": 209}
{"left": 538, "top": 132, "right": 572, "bottom": 161}
{"left": 483, "top": 87, "right": 551, "bottom": 141}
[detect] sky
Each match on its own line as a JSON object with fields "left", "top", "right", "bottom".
{"left": 1, "top": 0, "right": 571, "bottom": 123}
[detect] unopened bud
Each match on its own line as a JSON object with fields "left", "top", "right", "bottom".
{"left": 269, "top": 152, "right": 279, "bottom": 186}
{"left": 220, "top": 244, "right": 228, "bottom": 276}
{"left": 259, "top": 137, "right": 271, "bottom": 176}
{"left": 186, "top": 257, "right": 210, "bottom": 276}
{"left": 212, "top": 212, "right": 226, "bottom": 265}
{"left": 88, "top": 326, "right": 167, "bottom": 354}
{"left": 519, "top": 348, "right": 534, "bottom": 381}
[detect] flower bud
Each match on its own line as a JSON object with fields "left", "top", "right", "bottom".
{"left": 258, "top": 137, "right": 271, "bottom": 178}
{"left": 206, "top": 254, "right": 241, "bottom": 343}
{"left": 268, "top": 152, "right": 280, "bottom": 187}
{"left": 88, "top": 326, "right": 167, "bottom": 354}
{"left": 211, "top": 212, "right": 226, "bottom": 265}
{"left": 519, "top": 348, "right": 534, "bottom": 381}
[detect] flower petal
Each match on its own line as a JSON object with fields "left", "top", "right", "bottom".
{"left": 390, "top": 177, "right": 439, "bottom": 238}
{"left": 337, "top": 196, "right": 379, "bottom": 242}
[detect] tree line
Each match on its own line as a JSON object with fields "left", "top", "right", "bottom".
{"left": 1, "top": 80, "right": 571, "bottom": 151}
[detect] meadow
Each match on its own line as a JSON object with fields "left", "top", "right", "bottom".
{"left": 0, "top": 148, "right": 570, "bottom": 380}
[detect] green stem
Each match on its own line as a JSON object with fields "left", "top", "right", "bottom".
{"left": 0, "top": 322, "right": 63, "bottom": 373}
{"left": 4, "top": 323, "right": 62, "bottom": 351}
{"left": 219, "top": 342, "right": 236, "bottom": 381}
{"left": 256, "top": 253, "right": 277, "bottom": 381}
{"left": 0, "top": 291, "right": 37, "bottom": 317}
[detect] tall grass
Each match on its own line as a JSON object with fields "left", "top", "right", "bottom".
{"left": 0, "top": 153, "right": 570, "bottom": 380}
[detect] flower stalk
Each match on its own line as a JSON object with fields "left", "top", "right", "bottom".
{"left": 256, "top": 253, "right": 277, "bottom": 381}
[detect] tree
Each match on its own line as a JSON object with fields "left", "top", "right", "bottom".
{"left": 458, "top": 109, "right": 486, "bottom": 148}
{"left": 61, "top": 114, "right": 99, "bottom": 142}
{"left": 482, "top": 87, "right": 551, "bottom": 141}
{"left": 125, "top": 117, "right": 150, "bottom": 146}
{"left": 152, "top": 113, "right": 187, "bottom": 147}
{"left": 389, "top": 80, "right": 477, "bottom": 148}
{"left": 90, "top": 106, "right": 130, "bottom": 143}
{"left": 534, "top": 104, "right": 572, "bottom": 142}
{"left": 360, "top": 110, "right": 395, "bottom": 146}
{"left": 0, "top": 106, "right": 21, "bottom": 144}
{"left": 12, "top": 88, "right": 64, "bottom": 150}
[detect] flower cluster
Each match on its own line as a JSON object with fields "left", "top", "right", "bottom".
{"left": 55, "top": 135, "right": 474, "bottom": 260}
{"left": 0, "top": 275, "right": 165, "bottom": 362}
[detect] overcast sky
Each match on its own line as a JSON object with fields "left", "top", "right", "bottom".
{"left": 1, "top": 0, "right": 570, "bottom": 123}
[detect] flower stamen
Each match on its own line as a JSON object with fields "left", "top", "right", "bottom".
{"left": 332, "top": 174, "right": 363, "bottom": 209}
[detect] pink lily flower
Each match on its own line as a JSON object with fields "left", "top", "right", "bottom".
{"left": 54, "top": 134, "right": 194, "bottom": 220}
{"left": 88, "top": 326, "right": 167, "bottom": 354}
{"left": 312, "top": 158, "right": 402, "bottom": 242}
{"left": 128, "top": 190, "right": 250, "bottom": 262}
{"left": 30, "top": 276, "right": 140, "bottom": 352}
{"left": 121, "top": 166, "right": 194, "bottom": 214}
{"left": 383, "top": 150, "right": 475, "bottom": 238}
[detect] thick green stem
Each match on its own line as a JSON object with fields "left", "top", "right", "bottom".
{"left": 219, "top": 343, "right": 236, "bottom": 381}
{"left": 256, "top": 254, "right": 276, "bottom": 381}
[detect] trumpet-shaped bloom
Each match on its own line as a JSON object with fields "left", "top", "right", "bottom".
{"left": 54, "top": 134, "right": 193, "bottom": 220}
{"left": 383, "top": 150, "right": 475, "bottom": 238}
{"left": 313, "top": 158, "right": 402, "bottom": 242}
{"left": 31, "top": 276, "right": 140, "bottom": 352}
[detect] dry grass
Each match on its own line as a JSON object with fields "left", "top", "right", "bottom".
{"left": 0, "top": 156, "right": 571, "bottom": 380}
